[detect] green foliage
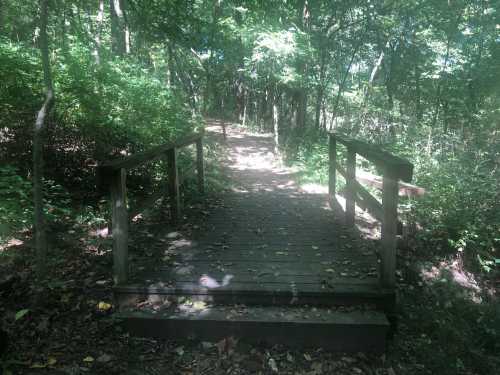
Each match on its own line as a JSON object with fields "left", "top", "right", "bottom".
{"left": 54, "top": 42, "right": 196, "bottom": 154}
{"left": 411, "top": 156, "right": 500, "bottom": 274}
{"left": 0, "top": 165, "right": 71, "bottom": 240}
{"left": 395, "top": 275, "right": 500, "bottom": 375}
{"left": 0, "top": 166, "right": 32, "bottom": 238}
{"left": 0, "top": 166, "right": 71, "bottom": 242}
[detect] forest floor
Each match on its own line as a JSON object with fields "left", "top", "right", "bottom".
{"left": 0, "top": 120, "right": 498, "bottom": 375}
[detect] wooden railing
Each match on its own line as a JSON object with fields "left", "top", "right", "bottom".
{"left": 328, "top": 133, "right": 414, "bottom": 288}
{"left": 98, "top": 132, "right": 205, "bottom": 285}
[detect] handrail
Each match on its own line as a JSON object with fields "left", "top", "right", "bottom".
{"left": 99, "top": 131, "right": 204, "bottom": 172}
{"left": 98, "top": 131, "right": 205, "bottom": 285}
{"left": 328, "top": 133, "right": 414, "bottom": 289}
{"left": 333, "top": 134, "right": 413, "bottom": 182}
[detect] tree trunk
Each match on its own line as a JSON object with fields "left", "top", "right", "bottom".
{"left": 415, "top": 64, "right": 422, "bottom": 120}
{"left": 330, "top": 42, "right": 359, "bottom": 129}
{"left": 295, "top": 90, "right": 307, "bottom": 130}
{"left": 34, "top": 0, "right": 55, "bottom": 277}
{"left": 92, "top": 0, "right": 104, "bottom": 64}
{"left": 109, "top": 0, "right": 127, "bottom": 55}
{"left": 273, "top": 88, "right": 280, "bottom": 155}
{"left": 431, "top": 38, "right": 451, "bottom": 129}
{"left": 314, "top": 86, "right": 323, "bottom": 130}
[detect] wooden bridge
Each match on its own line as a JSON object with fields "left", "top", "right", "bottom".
{"left": 99, "top": 121, "right": 414, "bottom": 353}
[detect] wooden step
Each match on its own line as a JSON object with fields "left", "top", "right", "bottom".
{"left": 115, "top": 305, "right": 389, "bottom": 353}
{"left": 114, "top": 282, "right": 395, "bottom": 310}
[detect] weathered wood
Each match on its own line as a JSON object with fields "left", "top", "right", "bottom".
{"left": 99, "top": 132, "right": 203, "bottom": 173}
{"left": 335, "top": 162, "right": 383, "bottom": 221}
{"left": 196, "top": 138, "right": 205, "bottom": 193}
{"left": 115, "top": 282, "right": 394, "bottom": 310}
{"left": 117, "top": 307, "right": 389, "bottom": 353}
{"left": 380, "top": 173, "right": 398, "bottom": 288}
{"left": 356, "top": 170, "right": 425, "bottom": 197}
{"left": 166, "top": 148, "right": 181, "bottom": 223}
{"left": 329, "top": 134, "right": 336, "bottom": 199}
{"left": 110, "top": 168, "right": 128, "bottom": 285}
{"left": 331, "top": 134, "right": 413, "bottom": 182}
{"left": 345, "top": 147, "right": 356, "bottom": 226}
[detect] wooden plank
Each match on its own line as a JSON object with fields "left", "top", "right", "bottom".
{"left": 99, "top": 132, "right": 203, "bottom": 172}
{"left": 196, "top": 138, "right": 205, "bottom": 193}
{"left": 356, "top": 170, "right": 425, "bottom": 197}
{"left": 155, "top": 259, "right": 377, "bottom": 273}
{"left": 110, "top": 168, "right": 128, "bottom": 285}
{"left": 328, "top": 134, "right": 336, "bottom": 198}
{"left": 335, "top": 162, "right": 383, "bottom": 221}
{"left": 116, "top": 280, "right": 384, "bottom": 297}
{"left": 380, "top": 174, "right": 398, "bottom": 288}
{"left": 115, "top": 282, "right": 395, "bottom": 310}
{"left": 166, "top": 148, "right": 181, "bottom": 223}
{"left": 332, "top": 133, "right": 413, "bottom": 182}
{"left": 345, "top": 147, "right": 356, "bottom": 226}
{"left": 141, "top": 273, "right": 377, "bottom": 285}
{"left": 117, "top": 307, "right": 389, "bottom": 353}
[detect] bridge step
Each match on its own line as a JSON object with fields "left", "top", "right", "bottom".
{"left": 115, "top": 305, "right": 389, "bottom": 353}
{"left": 114, "top": 283, "right": 395, "bottom": 310}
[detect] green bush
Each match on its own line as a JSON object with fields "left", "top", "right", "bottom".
{"left": 412, "top": 156, "right": 500, "bottom": 274}
{"left": 0, "top": 166, "right": 71, "bottom": 242}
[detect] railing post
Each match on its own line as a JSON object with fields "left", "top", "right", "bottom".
{"left": 196, "top": 138, "right": 205, "bottom": 194}
{"left": 110, "top": 168, "right": 128, "bottom": 285}
{"left": 380, "top": 172, "right": 398, "bottom": 288}
{"left": 328, "top": 134, "right": 336, "bottom": 199}
{"left": 345, "top": 147, "right": 356, "bottom": 227}
{"left": 166, "top": 148, "right": 181, "bottom": 223}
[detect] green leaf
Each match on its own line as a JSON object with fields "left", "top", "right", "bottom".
{"left": 15, "top": 308, "right": 29, "bottom": 321}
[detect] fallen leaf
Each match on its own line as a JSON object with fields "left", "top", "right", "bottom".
{"left": 47, "top": 357, "right": 57, "bottom": 366}
{"left": 15, "top": 309, "right": 29, "bottom": 321}
{"left": 325, "top": 269, "right": 335, "bottom": 273}
{"left": 97, "top": 302, "right": 112, "bottom": 311}
{"left": 304, "top": 353, "right": 312, "bottom": 361}
{"left": 83, "top": 356, "right": 94, "bottom": 363}
{"left": 30, "top": 363, "right": 46, "bottom": 369}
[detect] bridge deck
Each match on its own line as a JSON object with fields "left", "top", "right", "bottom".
{"left": 116, "top": 123, "right": 391, "bottom": 308}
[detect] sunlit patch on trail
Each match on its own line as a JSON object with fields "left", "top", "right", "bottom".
{"left": 199, "top": 274, "right": 234, "bottom": 288}
{"left": 299, "top": 183, "right": 327, "bottom": 194}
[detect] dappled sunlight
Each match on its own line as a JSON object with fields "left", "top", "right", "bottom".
{"left": 0, "top": 238, "right": 24, "bottom": 252}
{"left": 419, "top": 259, "right": 485, "bottom": 303}
{"left": 89, "top": 226, "right": 109, "bottom": 238}
{"left": 299, "top": 182, "right": 328, "bottom": 194}
{"left": 332, "top": 194, "right": 380, "bottom": 239}
{"left": 228, "top": 146, "right": 276, "bottom": 171}
{"left": 199, "top": 274, "right": 234, "bottom": 289}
